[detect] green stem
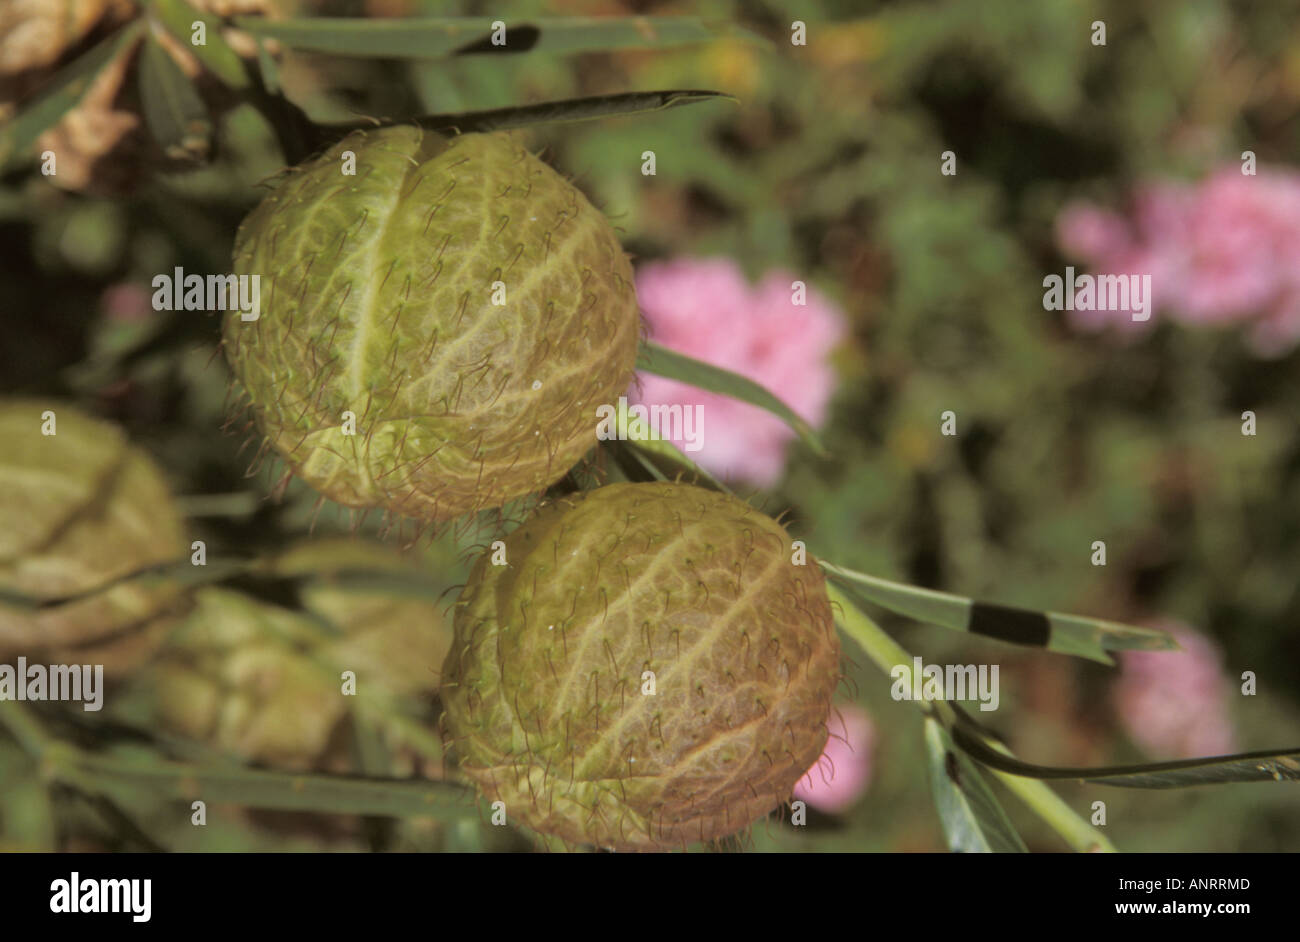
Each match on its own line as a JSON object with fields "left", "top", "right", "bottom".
{"left": 0, "top": 700, "right": 96, "bottom": 794}
{"left": 978, "top": 742, "right": 1115, "bottom": 853}
{"left": 825, "top": 581, "right": 1116, "bottom": 853}
{"left": 73, "top": 753, "right": 478, "bottom": 819}
{"left": 0, "top": 699, "right": 54, "bottom": 756}
{"left": 174, "top": 492, "right": 261, "bottom": 518}
{"left": 0, "top": 700, "right": 474, "bottom": 820}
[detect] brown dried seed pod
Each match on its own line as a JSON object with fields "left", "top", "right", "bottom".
{"left": 440, "top": 481, "right": 841, "bottom": 850}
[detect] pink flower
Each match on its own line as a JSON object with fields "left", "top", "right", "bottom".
{"left": 1056, "top": 203, "right": 1133, "bottom": 260}
{"left": 630, "top": 258, "right": 845, "bottom": 487}
{"left": 793, "top": 704, "right": 875, "bottom": 814}
{"left": 1055, "top": 166, "right": 1300, "bottom": 354}
{"left": 1113, "top": 621, "right": 1237, "bottom": 759}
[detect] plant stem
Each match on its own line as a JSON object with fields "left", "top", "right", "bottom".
{"left": 825, "top": 580, "right": 1116, "bottom": 853}
{"left": 0, "top": 700, "right": 96, "bottom": 793}
{"left": 0, "top": 699, "right": 475, "bottom": 820}
{"left": 74, "top": 752, "right": 479, "bottom": 819}
{"left": 174, "top": 492, "right": 261, "bottom": 518}
{"left": 980, "top": 749, "right": 1115, "bottom": 853}
{"left": 0, "top": 699, "right": 53, "bottom": 756}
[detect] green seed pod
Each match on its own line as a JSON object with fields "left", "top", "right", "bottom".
{"left": 441, "top": 482, "right": 841, "bottom": 850}
{"left": 0, "top": 400, "right": 189, "bottom": 674}
{"left": 271, "top": 537, "right": 455, "bottom": 701}
{"left": 149, "top": 592, "right": 342, "bottom": 767}
{"left": 223, "top": 128, "right": 641, "bottom": 523}
{"left": 147, "top": 538, "right": 451, "bottom": 769}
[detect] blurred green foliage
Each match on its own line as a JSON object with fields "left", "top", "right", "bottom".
{"left": 1, "top": 0, "right": 1298, "bottom": 851}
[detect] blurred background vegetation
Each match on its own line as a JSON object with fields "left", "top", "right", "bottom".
{"left": 1, "top": 0, "right": 1298, "bottom": 851}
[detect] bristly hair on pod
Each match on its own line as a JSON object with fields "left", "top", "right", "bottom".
{"left": 439, "top": 481, "right": 842, "bottom": 851}
{"left": 221, "top": 127, "right": 642, "bottom": 532}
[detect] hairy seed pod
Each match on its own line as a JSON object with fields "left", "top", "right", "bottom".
{"left": 0, "top": 400, "right": 189, "bottom": 674}
{"left": 440, "top": 482, "right": 841, "bottom": 850}
{"left": 223, "top": 128, "right": 641, "bottom": 523}
{"left": 146, "top": 538, "right": 451, "bottom": 769}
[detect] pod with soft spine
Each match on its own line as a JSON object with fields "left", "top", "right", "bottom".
{"left": 440, "top": 481, "right": 841, "bottom": 851}
{"left": 223, "top": 128, "right": 642, "bottom": 524}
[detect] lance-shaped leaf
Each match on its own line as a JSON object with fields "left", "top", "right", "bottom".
{"left": 0, "top": 21, "right": 145, "bottom": 170}
{"left": 824, "top": 582, "right": 1116, "bottom": 852}
{"left": 950, "top": 721, "right": 1300, "bottom": 789}
{"left": 0, "top": 543, "right": 465, "bottom": 620}
{"left": 820, "top": 561, "right": 1176, "bottom": 665}
{"left": 232, "top": 15, "right": 766, "bottom": 59}
{"left": 603, "top": 399, "right": 730, "bottom": 493}
{"left": 84, "top": 793, "right": 168, "bottom": 852}
{"left": 70, "top": 750, "right": 480, "bottom": 819}
{"left": 255, "top": 36, "right": 281, "bottom": 94}
{"left": 615, "top": 440, "right": 729, "bottom": 494}
{"left": 312, "top": 90, "right": 733, "bottom": 147}
{"left": 0, "top": 556, "right": 254, "bottom": 613}
{"left": 637, "top": 341, "right": 828, "bottom": 457}
{"left": 925, "top": 719, "right": 1028, "bottom": 853}
{"left": 150, "top": 0, "right": 251, "bottom": 89}
{"left": 138, "top": 33, "right": 212, "bottom": 162}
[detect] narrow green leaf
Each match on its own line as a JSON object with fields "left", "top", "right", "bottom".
{"left": 1043, "top": 610, "right": 1179, "bottom": 661}
{"left": 0, "top": 556, "right": 256, "bottom": 612}
{"left": 149, "top": 0, "right": 251, "bottom": 88}
{"left": 72, "top": 751, "right": 480, "bottom": 819}
{"left": 823, "top": 562, "right": 969, "bottom": 634}
{"left": 172, "top": 491, "right": 261, "bottom": 518}
{"left": 637, "top": 341, "right": 828, "bottom": 457}
{"left": 232, "top": 15, "right": 766, "bottom": 59}
{"left": 608, "top": 399, "right": 731, "bottom": 493}
{"left": 255, "top": 36, "right": 281, "bottom": 94}
{"left": 0, "top": 778, "right": 57, "bottom": 850}
{"left": 352, "top": 714, "right": 393, "bottom": 778}
{"left": 1, "top": 701, "right": 474, "bottom": 823}
{"left": 925, "top": 720, "right": 1028, "bottom": 853}
{"left": 83, "top": 792, "right": 169, "bottom": 851}
{"left": 0, "top": 549, "right": 454, "bottom": 615}
{"left": 433, "top": 88, "right": 733, "bottom": 130}
{"left": 951, "top": 722, "right": 1300, "bottom": 789}
{"left": 0, "top": 22, "right": 145, "bottom": 170}
{"left": 315, "top": 90, "right": 733, "bottom": 144}
{"left": 821, "top": 587, "right": 1116, "bottom": 852}
{"left": 606, "top": 437, "right": 670, "bottom": 486}
{"left": 821, "top": 561, "right": 1177, "bottom": 664}
{"left": 138, "top": 32, "right": 212, "bottom": 162}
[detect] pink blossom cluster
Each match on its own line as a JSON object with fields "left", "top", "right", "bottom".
{"left": 1056, "top": 166, "right": 1300, "bottom": 356}
{"left": 793, "top": 704, "right": 875, "bottom": 814}
{"left": 630, "top": 257, "right": 845, "bottom": 488}
{"left": 1113, "top": 621, "right": 1237, "bottom": 759}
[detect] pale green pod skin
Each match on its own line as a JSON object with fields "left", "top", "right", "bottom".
{"left": 150, "top": 598, "right": 345, "bottom": 770}
{"left": 441, "top": 482, "right": 841, "bottom": 851}
{"left": 0, "top": 400, "right": 189, "bottom": 674}
{"left": 149, "top": 538, "right": 452, "bottom": 769}
{"left": 223, "top": 127, "right": 641, "bottom": 522}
